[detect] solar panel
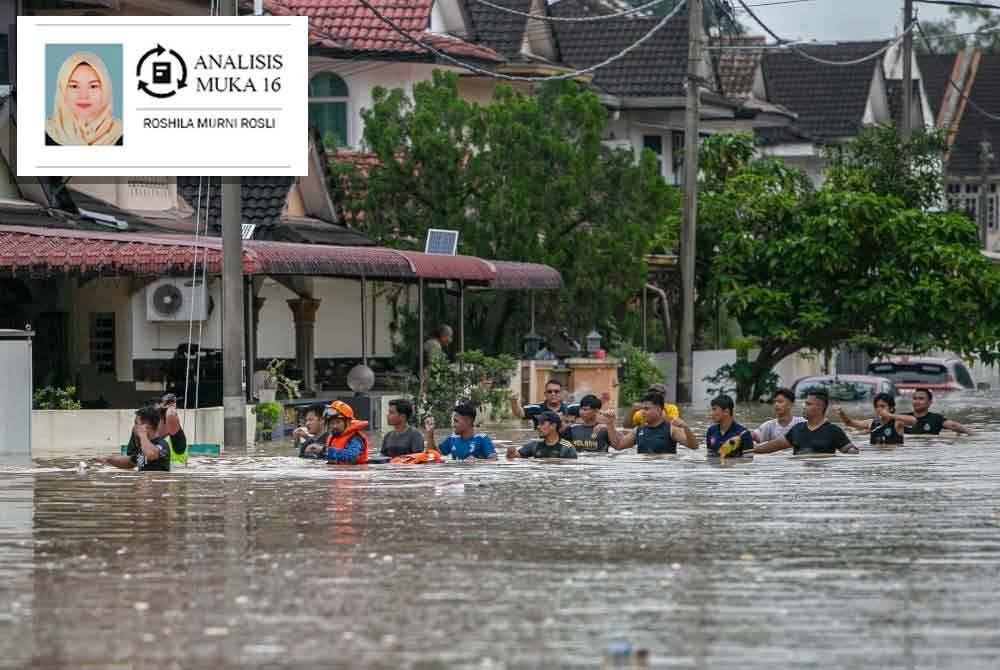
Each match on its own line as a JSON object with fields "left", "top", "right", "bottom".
{"left": 424, "top": 229, "right": 459, "bottom": 255}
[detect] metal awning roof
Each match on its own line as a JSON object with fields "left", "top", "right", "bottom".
{"left": 0, "top": 225, "right": 561, "bottom": 289}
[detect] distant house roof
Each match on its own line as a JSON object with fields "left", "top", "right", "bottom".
{"left": 266, "top": 0, "right": 503, "bottom": 63}
{"left": 917, "top": 53, "right": 956, "bottom": 125}
{"left": 548, "top": 0, "right": 693, "bottom": 98}
{"left": 885, "top": 78, "right": 920, "bottom": 129}
{"left": 464, "top": 0, "right": 533, "bottom": 60}
{"left": 177, "top": 176, "right": 295, "bottom": 230}
{"left": 714, "top": 36, "right": 765, "bottom": 100}
{"left": 947, "top": 53, "right": 1000, "bottom": 176}
{"left": 756, "top": 124, "right": 823, "bottom": 147}
{"left": 763, "top": 43, "right": 886, "bottom": 141}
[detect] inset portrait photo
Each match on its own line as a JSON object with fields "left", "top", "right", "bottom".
{"left": 45, "top": 44, "right": 124, "bottom": 146}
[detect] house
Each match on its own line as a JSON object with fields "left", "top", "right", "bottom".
{"left": 919, "top": 50, "right": 1000, "bottom": 250}
{"left": 0, "top": 0, "right": 561, "bottom": 411}
{"left": 759, "top": 41, "right": 935, "bottom": 185}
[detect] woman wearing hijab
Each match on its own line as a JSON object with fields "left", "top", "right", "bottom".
{"left": 46, "top": 51, "right": 123, "bottom": 146}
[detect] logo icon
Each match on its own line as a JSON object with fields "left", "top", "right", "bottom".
{"left": 136, "top": 44, "right": 187, "bottom": 99}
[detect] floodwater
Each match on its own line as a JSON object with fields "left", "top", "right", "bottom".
{"left": 2, "top": 395, "right": 1000, "bottom": 669}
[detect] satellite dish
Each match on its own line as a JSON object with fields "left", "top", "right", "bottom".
{"left": 347, "top": 364, "right": 375, "bottom": 394}
{"left": 152, "top": 283, "right": 184, "bottom": 316}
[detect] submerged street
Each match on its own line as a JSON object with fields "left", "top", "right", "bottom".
{"left": 2, "top": 395, "right": 999, "bottom": 668}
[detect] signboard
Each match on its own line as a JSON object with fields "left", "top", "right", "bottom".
{"left": 16, "top": 16, "right": 308, "bottom": 176}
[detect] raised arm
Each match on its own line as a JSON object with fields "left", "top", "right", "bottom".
{"left": 888, "top": 410, "right": 917, "bottom": 433}
{"left": 835, "top": 406, "right": 871, "bottom": 432}
{"left": 422, "top": 416, "right": 438, "bottom": 451}
{"left": 510, "top": 397, "right": 525, "bottom": 419}
{"left": 753, "top": 436, "right": 793, "bottom": 454}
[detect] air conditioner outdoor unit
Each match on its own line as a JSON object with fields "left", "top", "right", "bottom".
{"left": 146, "top": 278, "right": 209, "bottom": 322}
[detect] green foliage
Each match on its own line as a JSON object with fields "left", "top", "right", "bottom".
{"left": 614, "top": 344, "right": 664, "bottom": 406}
{"left": 697, "top": 131, "right": 1000, "bottom": 400}
{"left": 253, "top": 401, "right": 282, "bottom": 430}
{"left": 332, "top": 71, "right": 679, "bottom": 354}
{"left": 824, "top": 126, "right": 949, "bottom": 211}
{"left": 260, "top": 359, "right": 301, "bottom": 400}
{"left": 410, "top": 350, "right": 517, "bottom": 426}
{"left": 33, "top": 386, "right": 81, "bottom": 410}
{"left": 703, "top": 340, "right": 779, "bottom": 401}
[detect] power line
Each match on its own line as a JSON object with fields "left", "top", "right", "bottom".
{"left": 741, "top": 0, "right": 820, "bottom": 7}
{"left": 734, "top": 0, "right": 914, "bottom": 65}
{"left": 915, "top": 0, "right": 1000, "bottom": 10}
{"left": 348, "top": 0, "right": 689, "bottom": 83}
{"left": 471, "top": 0, "right": 673, "bottom": 23}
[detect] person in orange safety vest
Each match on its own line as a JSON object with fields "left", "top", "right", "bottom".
{"left": 323, "top": 400, "right": 370, "bottom": 465}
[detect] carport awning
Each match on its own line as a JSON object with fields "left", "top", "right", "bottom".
{"left": 0, "top": 225, "right": 561, "bottom": 289}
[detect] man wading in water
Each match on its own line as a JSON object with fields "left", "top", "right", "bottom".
{"left": 754, "top": 389, "right": 860, "bottom": 456}
{"left": 836, "top": 393, "right": 916, "bottom": 445}
{"left": 905, "top": 388, "right": 971, "bottom": 436}
{"left": 605, "top": 391, "right": 698, "bottom": 454}
{"left": 507, "top": 411, "right": 578, "bottom": 460}
{"left": 752, "top": 388, "right": 805, "bottom": 443}
{"left": 511, "top": 378, "right": 569, "bottom": 427}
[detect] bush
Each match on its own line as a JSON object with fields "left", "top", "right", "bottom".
{"left": 33, "top": 386, "right": 82, "bottom": 410}
{"left": 399, "top": 349, "right": 517, "bottom": 426}
{"left": 615, "top": 344, "right": 664, "bottom": 406}
{"left": 253, "top": 401, "right": 282, "bottom": 430}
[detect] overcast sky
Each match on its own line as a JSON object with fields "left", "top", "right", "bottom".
{"left": 743, "top": 0, "right": 961, "bottom": 42}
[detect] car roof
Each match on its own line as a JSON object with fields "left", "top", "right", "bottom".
{"left": 796, "top": 374, "right": 890, "bottom": 384}
{"left": 875, "top": 356, "right": 961, "bottom": 365}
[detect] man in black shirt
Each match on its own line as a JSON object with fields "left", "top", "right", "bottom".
{"left": 562, "top": 394, "right": 610, "bottom": 453}
{"left": 293, "top": 404, "right": 328, "bottom": 459}
{"left": 98, "top": 407, "right": 172, "bottom": 471}
{"left": 380, "top": 398, "right": 425, "bottom": 457}
{"left": 606, "top": 392, "right": 698, "bottom": 454}
{"left": 905, "top": 388, "right": 971, "bottom": 435}
{"left": 508, "top": 411, "right": 577, "bottom": 459}
{"left": 511, "top": 379, "right": 569, "bottom": 427}
{"left": 754, "top": 389, "right": 860, "bottom": 456}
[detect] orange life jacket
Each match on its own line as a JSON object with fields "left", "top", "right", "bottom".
{"left": 324, "top": 420, "right": 370, "bottom": 464}
{"left": 390, "top": 447, "right": 444, "bottom": 465}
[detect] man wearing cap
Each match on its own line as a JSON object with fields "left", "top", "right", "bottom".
{"left": 507, "top": 411, "right": 577, "bottom": 459}
{"left": 424, "top": 402, "right": 497, "bottom": 461}
{"left": 625, "top": 383, "right": 680, "bottom": 429}
{"left": 562, "top": 394, "right": 611, "bottom": 453}
{"left": 323, "top": 400, "right": 370, "bottom": 465}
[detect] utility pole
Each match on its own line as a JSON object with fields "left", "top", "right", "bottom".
{"left": 901, "top": 0, "right": 914, "bottom": 141}
{"left": 980, "top": 140, "right": 994, "bottom": 249}
{"left": 677, "top": 0, "right": 702, "bottom": 404}
{"left": 221, "top": 0, "right": 246, "bottom": 449}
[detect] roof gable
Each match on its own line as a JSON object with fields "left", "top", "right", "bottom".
{"left": 763, "top": 42, "right": 887, "bottom": 141}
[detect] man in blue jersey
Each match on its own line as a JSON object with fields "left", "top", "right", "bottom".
{"left": 424, "top": 402, "right": 497, "bottom": 461}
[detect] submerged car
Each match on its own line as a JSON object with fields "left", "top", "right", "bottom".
{"left": 791, "top": 375, "right": 898, "bottom": 402}
{"left": 867, "top": 357, "right": 976, "bottom": 392}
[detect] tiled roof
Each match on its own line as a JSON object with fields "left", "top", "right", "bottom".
{"left": 918, "top": 53, "right": 956, "bottom": 123}
{"left": 177, "top": 176, "right": 295, "bottom": 230}
{"left": 464, "top": 0, "right": 532, "bottom": 59}
{"left": 714, "top": 36, "right": 765, "bottom": 100}
{"left": 549, "top": 0, "right": 692, "bottom": 98}
{"left": 948, "top": 53, "right": 1000, "bottom": 176}
{"left": 763, "top": 43, "right": 886, "bottom": 141}
{"left": 0, "top": 225, "right": 561, "bottom": 287}
{"left": 266, "top": 0, "right": 503, "bottom": 63}
{"left": 756, "top": 124, "right": 822, "bottom": 147}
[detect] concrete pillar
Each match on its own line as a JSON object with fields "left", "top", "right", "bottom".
{"left": 287, "top": 298, "right": 321, "bottom": 395}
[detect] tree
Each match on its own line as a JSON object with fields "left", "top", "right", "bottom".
{"left": 332, "top": 71, "right": 678, "bottom": 354}
{"left": 697, "top": 129, "right": 1000, "bottom": 401}
{"left": 918, "top": 6, "right": 1000, "bottom": 54}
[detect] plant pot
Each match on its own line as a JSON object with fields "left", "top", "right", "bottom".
{"left": 258, "top": 388, "right": 277, "bottom": 403}
{"left": 259, "top": 429, "right": 273, "bottom": 442}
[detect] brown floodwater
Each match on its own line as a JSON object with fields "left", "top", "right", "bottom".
{"left": 2, "top": 395, "right": 1000, "bottom": 669}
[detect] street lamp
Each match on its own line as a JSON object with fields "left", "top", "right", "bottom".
{"left": 585, "top": 329, "right": 602, "bottom": 356}
{"left": 523, "top": 331, "right": 543, "bottom": 358}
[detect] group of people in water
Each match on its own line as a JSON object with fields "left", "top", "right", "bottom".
{"left": 289, "top": 378, "right": 971, "bottom": 466}
{"left": 99, "top": 378, "right": 970, "bottom": 471}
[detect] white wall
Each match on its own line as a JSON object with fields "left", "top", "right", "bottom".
{"left": 130, "top": 277, "right": 223, "bottom": 360}
{"left": 692, "top": 349, "right": 827, "bottom": 403}
{"left": 255, "top": 277, "right": 397, "bottom": 360}
{"left": 31, "top": 407, "right": 255, "bottom": 457}
{"left": 71, "top": 277, "right": 135, "bottom": 382}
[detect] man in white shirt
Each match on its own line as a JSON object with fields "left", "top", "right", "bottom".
{"left": 752, "top": 388, "right": 806, "bottom": 443}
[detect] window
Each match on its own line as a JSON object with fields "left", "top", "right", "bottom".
{"left": 946, "top": 181, "right": 998, "bottom": 228}
{"left": 90, "top": 312, "right": 115, "bottom": 375}
{"left": 642, "top": 135, "right": 664, "bottom": 177}
{"left": 309, "top": 72, "right": 349, "bottom": 149}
